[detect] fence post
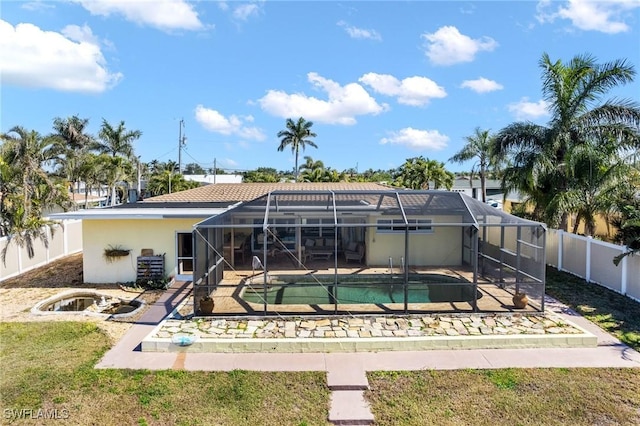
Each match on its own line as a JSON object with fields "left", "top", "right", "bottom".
{"left": 62, "top": 221, "right": 69, "bottom": 255}
{"left": 45, "top": 226, "right": 51, "bottom": 264}
{"left": 16, "top": 240, "right": 23, "bottom": 276}
{"left": 621, "top": 245, "right": 628, "bottom": 296}
{"left": 557, "top": 229, "right": 563, "bottom": 271}
{"left": 585, "top": 236, "right": 592, "bottom": 283}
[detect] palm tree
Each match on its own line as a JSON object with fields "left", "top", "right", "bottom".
{"left": 449, "top": 127, "right": 501, "bottom": 203}
{"left": 94, "top": 119, "right": 142, "bottom": 159}
{"left": 51, "top": 115, "right": 94, "bottom": 194}
{"left": 549, "top": 135, "right": 638, "bottom": 236}
{"left": 0, "top": 126, "right": 70, "bottom": 262}
{"left": 299, "top": 156, "right": 325, "bottom": 182}
{"left": 495, "top": 53, "right": 640, "bottom": 229}
{"left": 92, "top": 119, "right": 142, "bottom": 205}
{"left": 394, "top": 156, "right": 454, "bottom": 190}
{"left": 277, "top": 117, "right": 317, "bottom": 181}
{"left": 100, "top": 155, "right": 133, "bottom": 206}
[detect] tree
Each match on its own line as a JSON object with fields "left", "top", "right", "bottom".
{"left": 51, "top": 115, "right": 94, "bottom": 194}
{"left": 183, "top": 162, "right": 206, "bottom": 175}
{"left": 277, "top": 117, "right": 317, "bottom": 181}
{"left": 449, "top": 127, "right": 501, "bottom": 203}
{"left": 495, "top": 53, "right": 640, "bottom": 229}
{"left": 612, "top": 188, "right": 640, "bottom": 265}
{"left": 393, "top": 156, "right": 454, "bottom": 190}
{"left": 243, "top": 167, "right": 281, "bottom": 183}
{"left": 92, "top": 120, "right": 142, "bottom": 205}
{"left": 0, "top": 126, "right": 71, "bottom": 263}
{"left": 146, "top": 170, "right": 200, "bottom": 196}
{"left": 94, "top": 119, "right": 142, "bottom": 159}
{"left": 299, "top": 156, "right": 325, "bottom": 182}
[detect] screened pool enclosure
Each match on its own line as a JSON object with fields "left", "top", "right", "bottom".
{"left": 193, "top": 190, "right": 546, "bottom": 316}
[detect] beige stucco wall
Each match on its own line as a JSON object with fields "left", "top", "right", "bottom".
{"left": 366, "top": 215, "right": 463, "bottom": 267}
{"left": 82, "top": 218, "right": 200, "bottom": 283}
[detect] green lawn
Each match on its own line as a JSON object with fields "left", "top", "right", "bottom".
{"left": 367, "top": 368, "right": 640, "bottom": 426}
{"left": 0, "top": 322, "right": 329, "bottom": 426}
{"left": 2, "top": 265, "right": 639, "bottom": 425}
{"left": 545, "top": 267, "right": 640, "bottom": 351}
{"left": 365, "top": 267, "right": 640, "bottom": 425}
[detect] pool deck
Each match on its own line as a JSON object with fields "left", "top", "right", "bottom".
{"left": 207, "top": 265, "right": 542, "bottom": 316}
{"left": 96, "top": 280, "right": 640, "bottom": 426}
{"left": 97, "top": 279, "right": 640, "bottom": 370}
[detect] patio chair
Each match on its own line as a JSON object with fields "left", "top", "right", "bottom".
{"left": 233, "top": 237, "right": 249, "bottom": 264}
{"left": 344, "top": 242, "right": 364, "bottom": 263}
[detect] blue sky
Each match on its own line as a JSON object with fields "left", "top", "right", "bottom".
{"left": 2, "top": 1, "right": 639, "bottom": 174}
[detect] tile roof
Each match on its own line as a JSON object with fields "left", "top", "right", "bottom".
{"left": 142, "top": 182, "right": 393, "bottom": 204}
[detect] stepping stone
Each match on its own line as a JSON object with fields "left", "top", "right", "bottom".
{"left": 328, "top": 391, "right": 374, "bottom": 425}
{"left": 326, "top": 355, "right": 369, "bottom": 391}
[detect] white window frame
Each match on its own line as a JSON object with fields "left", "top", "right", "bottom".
{"left": 376, "top": 219, "right": 433, "bottom": 234}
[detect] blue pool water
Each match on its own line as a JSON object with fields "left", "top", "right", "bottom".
{"left": 242, "top": 274, "right": 478, "bottom": 305}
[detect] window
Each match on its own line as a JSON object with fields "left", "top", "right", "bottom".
{"left": 377, "top": 219, "right": 432, "bottom": 234}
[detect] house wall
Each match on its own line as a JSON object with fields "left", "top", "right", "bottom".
{"left": 366, "top": 215, "right": 463, "bottom": 267}
{"left": 82, "top": 218, "right": 200, "bottom": 283}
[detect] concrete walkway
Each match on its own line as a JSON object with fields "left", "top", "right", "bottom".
{"left": 96, "top": 281, "right": 640, "bottom": 425}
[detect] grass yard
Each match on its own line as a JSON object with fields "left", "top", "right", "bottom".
{"left": 365, "top": 267, "right": 640, "bottom": 425}
{"left": 545, "top": 267, "right": 640, "bottom": 351}
{"left": 0, "top": 322, "right": 330, "bottom": 426}
{"left": 366, "top": 368, "right": 640, "bottom": 426}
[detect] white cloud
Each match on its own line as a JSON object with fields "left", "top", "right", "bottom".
{"left": 75, "top": 0, "right": 205, "bottom": 32}
{"left": 258, "top": 72, "right": 389, "bottom": 125}
{"left": 21, "top": 1, "right": 55, "bottom": 11}
{"left": 194, "top": 105, "right": 266, "bottom": 141}
{"left": 460, "top": 77, "right": 504, "bottom": 94}
{"left": 536, "top": 0, "right": 639, "bottom": 34}
{"left": 359, "top": 73, "right": 446, "bottom": 106}
{"left": 337, "top": 21, "right": 382, "bottom": 41}
{"left": 0, "top": 20, "right": 121, "bottom": 93}
{"left": 233, "top": 3, "right": 261, "bottom": 21}
{"left": 380, "top": 128, "right": 449, "bottom": 151}
{"left": 421, "top": 26, "right": 497, "bottom": 66}
{"left": 61, "top": 24, "right": 99, "bottom": 45}
{"left": 217, "top": 1, "right": 229, "bottom": 12}
{"left": 508, "top": 97, "right": 550, "bottom": 120}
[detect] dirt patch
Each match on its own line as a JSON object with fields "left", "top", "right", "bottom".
{"left": 0, "top": 253, "right": 165, "bottom": 344}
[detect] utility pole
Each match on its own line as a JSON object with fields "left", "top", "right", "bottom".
{"left": 213, "top": 158, "right": 216, "bottom": 184}
{"left": 178, "top": 119, "right": 186, "bottom": 174}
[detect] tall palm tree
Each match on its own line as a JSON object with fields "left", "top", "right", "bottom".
{"left": 92, "top": 119, "right": 142, "bottom": 205}
{"left": 100, "top": 155, "right": 133, "bottom": 206}
{"left": 51, "top": 115, "right": 94, "bottom": 194}
{"left": 495, "top": 53, "right": 640, "bottom": 229}
{"left": 0, "top": 127, "right": 70, "bottom": 262}
{"left": 277, "top": 117, "right": 317, "bottom": 181}
{"left": 449, "top": 127, "right": 501, "bottom": 203}
{"left": 94, "top": 119, "right": 142, "bottom": 159}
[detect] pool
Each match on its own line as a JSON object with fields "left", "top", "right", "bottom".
{"left": 32, "top": 290, "right": 145, "bottom": 318}
{"left": 241, "top": 274, "right": 479, "bottom": 305}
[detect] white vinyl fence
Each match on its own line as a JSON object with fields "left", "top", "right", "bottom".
{"left": 546, "top": 229, "right": 640, "bottom": 303}
{"left": 0, "top": 220, "right": 82, "bottom": 282}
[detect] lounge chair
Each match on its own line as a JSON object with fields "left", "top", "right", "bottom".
{"left": 344, "top": 242, "right": 364, "bottom": 263}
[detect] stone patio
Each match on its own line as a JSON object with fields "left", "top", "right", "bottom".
{"left": 141, "top": 301, "right": 597, "bottom": 352}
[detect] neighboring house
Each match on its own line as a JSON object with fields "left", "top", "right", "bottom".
{"left": 50, "top": 182, "right": 391, "bottom": 284}
{"left": 44, "top": 192, "right": 108, "bottom": 216}
{"left": 450, "top": 177, "right": 504, "bottom": 201}
{"left": 183, "top": 174, "right": 243, "bottom": 185}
